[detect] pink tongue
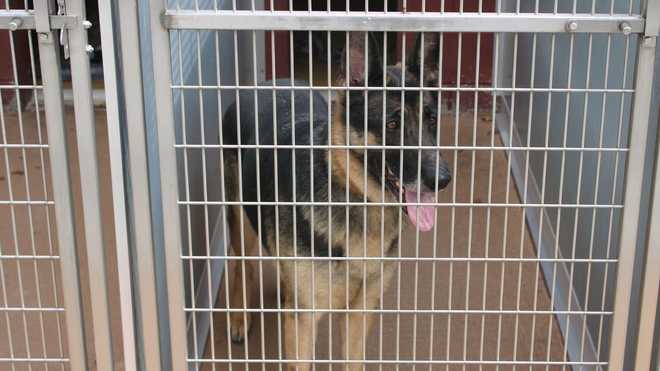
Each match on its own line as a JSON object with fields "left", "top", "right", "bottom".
{"left": 405, "top": 190, "right": 437, "bottom": 232}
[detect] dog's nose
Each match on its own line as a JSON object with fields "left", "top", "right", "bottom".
{"left": 437, "top": 169, "right": 452, "bottom": 190}
{"left": 421, "top": 157, "right": 452, "bottom": 191}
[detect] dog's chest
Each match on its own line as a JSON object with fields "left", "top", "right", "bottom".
{"left": 337, "top": 205, "right": 401, "bottom": 256}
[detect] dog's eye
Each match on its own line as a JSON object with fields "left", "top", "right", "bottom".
{"left": 387, "top": 120, "right": 399, "bottom": 130}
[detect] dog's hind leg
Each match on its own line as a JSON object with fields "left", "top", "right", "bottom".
{"left": 228, "top": 205, "right": 258, "bottom": 344}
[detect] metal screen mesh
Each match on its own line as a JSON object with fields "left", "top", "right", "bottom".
{"left": 0, "top": 20, "right": 69, "bottom": 370}
{"left": 165, "top": 0, "right": 642, "bottom": 14}
{"left": 163, "top": 0, "right": 640, "bottom": 370}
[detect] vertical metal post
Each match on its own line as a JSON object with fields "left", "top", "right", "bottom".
{"left": 635, "top": 135, "right": 660, "bottom": 371}
{"left": 112, "top": 0, "right": 167, "bottom": 369}
{"left": 97, "top": 0, "right": 138, "bottom": 369}
{"left": 634, "top": 34, "right": 660, "bottom": 369}
{"left": 34, "top": 2, "right": 88, "bottom": 370}
{"left": 608, "top": 1, "right": 658, "bottom": 368}
{"left": 148, "top": 0, "right": 188, "bottom": 369}
{"left": 65, "top": 0, "right": 115, "bottom": 369}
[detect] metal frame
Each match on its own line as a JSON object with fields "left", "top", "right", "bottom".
{"left": 136, "top": 0, "right": 660, "bottom": 370}
{"left": 162, "top": 10, "right": 646, "bottom": 33}
{"left": 6, "top": 0, "right": 660, "bottom": 363}
{"left": 148, "top": 0, "right": 189, "bottom": 370}
{"left": 2, "top": 0, "right": 118, "bottom": 369}
{"left": 634, "top": 26, "right": 660, "bottom": 369}
{"left": 64, "top": 0, "right": 116, "bottom": 369}
{"left": 0, "top": 0, "right": 114, "bottom": 368}
{"left": 635, "top": 128, "right": 660, "bottom": 371}
{"left": 608, "top": 1, "right": 658, "bottom": 368}
{"left": 0, "top": 10, "right": 77, "bottom": 30}
{"left": 98, "top": 0, "right": 139, "bottom": 369}
{"left": 0, "top": 0, "right": 91, "bottom": 368}
{"left": 0, "top": 0, "right": 642, "bottom": 368}
{"left": 35, "top": 9, "right": 89, "bottom": 371}
{"left": 103, "top": 0, "right": 175, "bottom": 370}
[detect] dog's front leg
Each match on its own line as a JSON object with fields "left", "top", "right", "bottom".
{"left": 342, "top": 264, "right": 395, "bottom": 371}
{"left": 284, "top": 310, "right": 317, "bottom": 371}
{"left": 343, "top": 311, "right": 372, "bottom": 371}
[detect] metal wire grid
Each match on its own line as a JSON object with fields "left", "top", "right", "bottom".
{"left": 165, "top": 5, "right": 638, "bottom": 367}
{"left": 164, "top": 0, "right": 642, "bottom": 15}
{"left": 0, "top": 23, "right": 69, "bottom": 369}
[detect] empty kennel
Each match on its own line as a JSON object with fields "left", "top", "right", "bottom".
{"left": 1, "top": 0, "right": 660, "bottom": 370}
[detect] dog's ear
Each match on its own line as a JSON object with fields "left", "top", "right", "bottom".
{"left": 407, "top": 32, "right": 440, "bottom": 84}
{"left": 339, "top": 32, "right": 384, "bottom": 86}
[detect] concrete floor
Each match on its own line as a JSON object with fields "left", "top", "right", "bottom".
{"left": 201, "top": 113, "right": 566, "bottom": 370}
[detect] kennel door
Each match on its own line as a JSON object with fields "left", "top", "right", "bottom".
{"left": 141, "top": 0, "right": 658, "bottom": 370}
{"left": 0, "top": 0, "right": 115, "bottom": 369}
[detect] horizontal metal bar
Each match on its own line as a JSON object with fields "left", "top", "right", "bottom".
{"left": 180, "top": 255, "right": 618, "bottom": 263}
{"left": 162, "top": 10, "right": 645, "bottom": 33}
{"left": 172, "top": 84, "right": 635, "bottom": 94}
{"left": 184, "top": 308, "right": 613, "bottom": 315}
{"left": 178, "top": 200, "right": 623, "bottom": 208}
{"left": 175, "top": 144, "right": 628, "bottom": 152}
{"left": 0, "top": 84, "right": 43, "bottom": 89}
{"left": 0, "top": 143, "right": 50, "bottom": 148}
{"left": 0, "top": 307, "right": 65, "bottom": 312}
{"left": 0, "top": 254, "right": 60, "bottom": 260}
{"left": 188, "top": 358, "right": 608, "bottom": 365}
{"left": 0, "top": 10, "right": 78, "bottom": 30}
{"left": 0, "top": 200, "right": 54, "bottom": 205}
{"left": 0, "top": 357, "right": 70, "bottom": 363}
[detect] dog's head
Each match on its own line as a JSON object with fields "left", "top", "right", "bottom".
{"left": 336, "top": 32, "right": 452, "bottom": 231}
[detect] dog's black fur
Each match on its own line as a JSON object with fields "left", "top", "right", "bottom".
{"left": 222, "top": 83, "right": 339, "bottom": 256}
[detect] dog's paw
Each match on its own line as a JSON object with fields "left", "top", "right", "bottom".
{"left": 230, "top": 314, "right": 252, "bottom": 344}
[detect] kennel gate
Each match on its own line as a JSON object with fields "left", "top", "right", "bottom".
{"left": 0, "top": 0, "right": 120, "bottom": 369}
{"left": 110, "top": 0, "right": 660, "bottom": 370}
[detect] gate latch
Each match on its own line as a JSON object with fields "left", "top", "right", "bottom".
{"left": 57, "top": 0, "right": 70, "bottom": 59}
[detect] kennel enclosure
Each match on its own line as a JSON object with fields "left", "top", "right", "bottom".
{"left": 0, "top": 0, "right": 659, "bottom": 370}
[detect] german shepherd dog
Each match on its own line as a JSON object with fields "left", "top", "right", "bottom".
{"left": 222, "top": 32, "right": 451, "bottom": 370}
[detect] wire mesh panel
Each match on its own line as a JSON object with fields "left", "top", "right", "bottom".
{"left": 0, "top": 1, "right": 88, "bottom": 370}
{"left": 164, "top": 0, "right": 644, "bottom": 13}
{"left": 0, "top": 24, "right": 69, "bottom": 371}
{"left": 147, "top": 0, "right": 656, "bottom": 370}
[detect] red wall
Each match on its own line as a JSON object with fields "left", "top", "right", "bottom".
{"left": 266, "top": 0, "right": 496, "bottom": 109}
{"left": 398, "top": 0, "right": 495, "bottom": 108}
{"left": 0, "top": 0, "right": 34, "bottom": 107}
{"left": 265, "top": 0, "right": 290, "bottom": 80}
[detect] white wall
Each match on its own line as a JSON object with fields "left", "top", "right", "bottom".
{"left": 167, "top": 0, "right": 266, "bottom": 360}
{"left": 500, "top": 0, "right": 646, "bottom": 368}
